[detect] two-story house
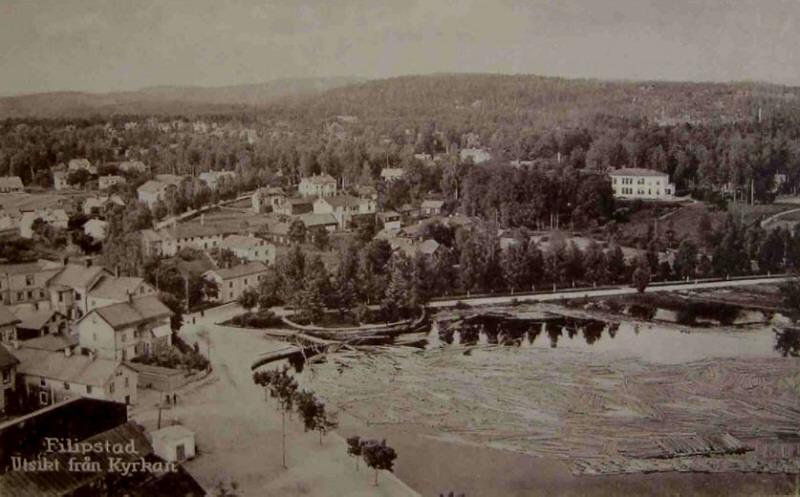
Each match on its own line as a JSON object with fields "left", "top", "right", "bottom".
{"left": 299, "top": 174, "right": 338, "bottom": 198}
{"left": 11, "top": 347, "right": 138, "bottom": 406}
{"left": 53, "top": 170, "right": 70, "bottom": 190}
{"left": 154, "top": 224, "right": 224, "bottom": 256}
{"left": 137, "top": 180, "right": 171, "bottom": 208}
{"left": 252, "top": 187, "right": 286, "bottom": 213}
{"left": 48, "top": 262, "right": 112, "bottom": 318}
{"left": 198, "top": 170, "right": 237, "bottom": 190}
{"left": 75, "top": 295, "right": 173, "bottom": 361}
{"left": 219, "top": 235, "right": 276, "bottom": 264}
{"left": 203, "top": 262, "right": 268, "bottom": 303}
{"left": 68, "top": 158, "right": 97, "bottom": 175}
{"left": 313, "top": 195, "right": 376, "bottom": 230}
{"left": 19, "top": 209, "right": 69, "bottom": 238}
{"left": 0, "top": 260, "right": 64, "bottom": 313}
{"left": 610, "top": 168, "right": 675, "bottom": 200}
{"left": 0, "top": 305, "right": 21, "bottom": 343}
{"left": 83, "top": 195, "right": 124, "bottom": 215}
{"left": 0, "top": 343, "right": 19, "bottom": 412}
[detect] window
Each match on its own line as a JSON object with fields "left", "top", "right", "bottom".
{"left": 121, "top": 332, "right": 126, "bottom": 342}
{"left": 64, "top": 382, "right": 70, "bottom": 390}
{"left": 109, "top": 382, "right": 115, "bottom": 394}
{"left": 40, "top": 377, "right": 46, "bottom": 386}
{"left": 229, "top": 282, "right": 233, "bottom": 289}
{"left": 17, "top": 292, "right": 24, "bottom": 301}
{"left": 93, "top": 332, "right": 97, "bottom": 341}
{"left": 59, "top": 293, "right": 63, "bottom": 302}
{"left": 27, "top": 290, "right": 33, "bottom": 299}
{"left": 86, "top": 385, "right": 92, "bottom": 394}
{"left": 39, "top": 289, "right": 45, "bottom": 298}
{"left": 124, "top": 377, "right": 129, "bottom": 388}
{"left": 2, "top": 370, "right": 10, "bottom": 384}
{"left": 75, "top": 292, "right": 81, "bottom": 300}
{"left": 26, "top": 275, "right": 34, "bottom": 286}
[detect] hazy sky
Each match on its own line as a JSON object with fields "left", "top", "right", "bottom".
{"left": 1, "top": 0, "right": 799, "bottom": 95}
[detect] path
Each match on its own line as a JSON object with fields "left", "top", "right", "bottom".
{"left": 760, "top": 206, "right": 800, "bottom": 227}
{"left": 428, "top": 275, "right": 795, "bottom": 309}
{"left": 131, "top": 304, "right": 418, "bottom": 496}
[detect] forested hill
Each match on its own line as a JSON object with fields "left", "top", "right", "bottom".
{"left": 265, "top": 73, "right": 800, "bottom": 131}
{"left": 0, "top": 77, "right": 364, "bottom": 119}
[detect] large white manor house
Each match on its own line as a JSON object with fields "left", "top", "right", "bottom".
{"left": 610, "top": 168, "right": 675, "bottom": 200}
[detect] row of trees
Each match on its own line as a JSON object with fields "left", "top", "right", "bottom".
{"left": 252, "top": 367, "right": 337, "bottom": 469}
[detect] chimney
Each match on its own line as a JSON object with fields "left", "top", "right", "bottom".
{"left": 11, "top": 339, "right": 20, "bottom": 350}
{"left": 62, "top": 256, "right": 69, "bottom": 266}
{"left": 85, "top": 258, "right": 93, "bottom": 268}
{"left": 127, "top": 291, "right": 133, "bottom": 304}
{"left": 115, "top": 265, "right": 120, "bottom": 277}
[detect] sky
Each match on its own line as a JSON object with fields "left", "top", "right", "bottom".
{"left": 1, "top": 0, "right": 799, "bottom": 96}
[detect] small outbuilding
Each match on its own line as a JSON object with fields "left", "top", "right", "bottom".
{"left": 150, "top": 425, "right": 196, "bottom": 462}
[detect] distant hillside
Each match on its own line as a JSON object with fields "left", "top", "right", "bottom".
{"left": 262, "top": 73, "right": 800, "bottom": 130}
{"left": 0, "top": 77, "right": 365, "bottom": 119}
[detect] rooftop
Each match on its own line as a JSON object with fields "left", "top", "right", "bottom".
{"left": 206, "top": 261, "right": 268, "bottom": 280}
{"left": 317, "top": 195, "right": 363, "bottom": 208}
{"left": 301, "top": 174, "right": 336, "bottom": 185}
{"left": 300, "top": 213, "right": 338, "bottom": 227}
{"left": 609, "top": 167, "right": 669, "bottom": 177}
{"left": 88, "top": 275, "right": 148, "bottom": 301}
{"left": 220, "top": 234, "right": 266, "bottom": 250}
{"left": 0, "top": 259, "right": 63, "bottom": 277}
{"left": 89, "top": 295, "right": 172, "bottom": 330}
{"left": 137, "top": 180, "right": 168, "bottom": 195}
{"left": 159, "top": 223, "right": 221, "bottom": 240}
{"left": 50, "top": 263, "right": 110, "bottom": 290}
{"left": 20, "top": 333, "right": 79, "bottom": 352}
{"left": 150, "top": 424, "right": 195, "bottom": 444}
{"left": 13, "top": 308, "right": 59, "bottom": 331}
{"left": 0, "top": 343, "right": 19, "bottom": 369}
{"left": 0, "top": 305, "right": 22, "bottom": 327}
{"left": 0, "top": 176, "right": 24, "bottom": 189}
{"left": 12, "top": 348, "right": 129, "bottom": 387}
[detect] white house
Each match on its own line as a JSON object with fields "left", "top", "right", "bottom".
{"left": 68, "top": 158, "right": 97, "bottom": 174}
{"left": 299, "top": 174, "right": 338, "bottom": 198}
{"left": 610, "top": 168, "right": 675, "bottom": 200}
{"left": 149, "top": 425, "right": 196, "bottom": 462}
{"left": 421, "top": 200, "right": 445, "bottom": 216}
{"left": 198, "top": 170, "right": 237, "bottom": 190}
{"left": 219, "top": 235, "right": 276, "bottom": 264}
{"left": 380, "top": 168, "right": 405, "bottom": 182}
{"left": 48, "top": 262, "right": 112, "bottom": 318}
{"left": 459, "top": 148, "right": 492, "bottom": 164}
{"left": 53, "top": 170, "right": 70, "bottom": 190}
{"left": 83, "top": 219, "right": 107, "bottom": 241}
{"left": 19, "top": 209, "right": 69, "bottom": 239}
{"left": 75, "top": 295, "right": 173, "bottom": 361}
{"left": 204, "top": 262, "right": 268, "bottom": 303}
{"left": 11, "top": 347, "right": 138, "bottom": 406}
{"left": 0, "top": 176, "right": 24, "bottom": 194}
{"left": 378, "top": 211, "right": 402, "bottom": 232}
{"left": 98, "top": 175, "right": 126, "bottom": 190}
{"left": 146, "top": 224, "right": 224, "bottom": 257}
{"left": 83, "top": 195, "right": 124, "bottom": 215}
{"left": 137, "top": 180, "right": 170, "bottom": 207}
{"left": 252, "top": 187, "right": 286, "bottom": 213}
{"left": 313, "top": 195, "right": 376, "bottom": 230}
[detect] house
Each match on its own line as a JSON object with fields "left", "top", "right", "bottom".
{"left": 137, "top": 180, "right": 171, "bottom": 207}
{"left": 299, "top": 213, "right": 339, "bottom": 232}
{"left": 421, "top": 199, "right": 445, "bottom": 216}
{"left": 459, "top": 148, "right": 492, "bottom": 164}
{"left": 53, "top": 170, "right": 70, "bottom": 190}
{"left": 0, "top": 343, "right": 19, "bottom": 412}
{"left": 378, "top": 211, "right": 402, "bottom": 232}
{"left": 98, "top": 175, "right": 125, "bottom": 189}
{"left": 150, "top": 425, "right": 197, "bottom": 462}
{"left": 198, "top": 170, "right": 237, "bottom": 190}
{"left": 313, "top": 195, "right": 376, "bottom": 230}
{"left": 152, "top": 224, "right": 224, "bottom": 256}
{"left": 252, "top": 187, "right": 286, "bottom": 213}
{"left": 86, "top": 275, "right": 157, "bottom": 312}
{"left": 11, "top": 347, "right": 138, "bottom": 405}
{"left": 19, "top": 208, "right": 69, "bottom": 238}
{"left": 219, "top": 234, "right": 276, "bottom": 264}
{"left": 0, "top": 305, "right": 21, "bottom": 343}
{"left": 118, "top": 160, "right": 148, "bottom": 173}
{"left": 13, "top": 308, "right": 66, "bottom": 340}
{"left": 610, "top": 168, "right": 675, "bottom": 200}
{"left": 82, "top": 194, "right": 124, "bottom": 215}
{"left": 0, "top": 176, "right": 24, "bottom": 194}
{"left": 75, "top": 295, "right": 173, "bottom": 361}
{"left": 83, "top": 219, "right": 108, "bottom": 241}
{"left": 0, "top": 260, "right": 64, "bottom": 312}
{"left": 48, "top": 261, "right": 112, "bottom": 318}
{"left": 264, "top": 221, "right": 291, "bottom": 245}
{"left": 299, "top": 174, "right": 338, "bottom": 198}
{"left": 68, "top": 158, "right": 97, "bottom": 174}
{"left": 274, "top": 198, "right": 313, "bottom": 216}
{"left": 204, "top": 262, "right": 268, "bottom": 303}
{"left": 417, "top": 239, "right": 441, "bottom": 257}
{"left": 380, "top": 167, "right": 405, "bottom": 182}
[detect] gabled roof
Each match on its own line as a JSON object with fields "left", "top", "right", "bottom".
{"left": 88, "top": 275, "right": 149, "bottom": 301}
{"left": 155, "top": 174, "right": 186, "bottom": 186}
{"left": 159, "top": 224, "right": 221, "bottom": 240}
{"left": 0, "top": 176, "right": 24, "bottom": 189}
{"left": 50, "top": 263, "right": 110, "bottom": 290}
{"left": 12, "top": 348, "right": 131, "bottom": 386}
{"left": 0, "top": 305, "right": 22, "bottom": 327}
{"left": 13, "top": 308, "right": 59, "bottom": 331}
{"left": 0, "top": 343, "right": 19, "bottom": 369}
{"left": 20, "top": 333, "right": 79, "bottom": 352}
{"left": 301, "top": 174, "right": 336, "bottom": 185}
{"left": 421, "top": 199, "right": 445, "bottom": 208}
{"left": 137, "top": 180, "right": 168, "bottom": 195}
{"left": 220, "top": 234, "right": 266, "bottom": 251}
{"left": 151, "top": 424, "right": 194, "bottom": 444}
{"left": 418, "top": 239, "right": 441, "bottom": 255}
{"left": 609, "top": 167, "right": 669, "bottom": 177}
{"left": 83, "top": 219, "right": 107, "bottom": 230}
{"left": 84, "top": 295, "right": 172, "bottom": 330}
{"left": 205, "top": 261, "right": 268, "bottom": 280}
{"left": 316, "top": 195, "right": 362, "bottom": 208}
{"left": 300, "top": 213, "right": 338, "bottom": 228}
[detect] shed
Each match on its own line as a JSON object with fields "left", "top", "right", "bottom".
{"left": 150, "top": 425, "right": 196, "bottom": 462}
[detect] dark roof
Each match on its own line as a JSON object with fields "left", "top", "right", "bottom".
{"left": 50, "top": 263, "right": 110, "bottom": 290}
{"left": 160, "top": 224, "right": 221, "bottom": 240}
{"left": 13, "top": 308, "right": 58, "bottom": 331}
{"left": 0, "top": 305, "right": 21, "bottom": 327}
{"left": 20, "top": 333, "right": 79, "bottom": 352}
{"left": 90, "top": 295, "right": 173, "bottom": 330}
{"left": 12, "top": 348, "right": 130, "bottom": 387}
{"left": 0, "top": 421, "right": 152, "bottom": 497}
{"left": 206, "top": 261, "right": 268, "bottom": 280}
{"left": 609, "top": 167, "right": 669, "bottom": 177}
{"left": 0, "top": 343, "right": 19, "bottom": 369}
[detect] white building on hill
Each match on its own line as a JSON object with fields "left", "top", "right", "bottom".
{"left": 609, "top": 168, "right": 676, "bottom": 200}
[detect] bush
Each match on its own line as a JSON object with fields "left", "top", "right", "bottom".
{"left": 231, "top": 310, "right": 282, "bottom": 328}
{"left": 454, "top": 301, "right": 470, "bottom": 310}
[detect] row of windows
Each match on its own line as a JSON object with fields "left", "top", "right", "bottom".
{"left": 0, "top": 289, "right": 47, "bottom": 303}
